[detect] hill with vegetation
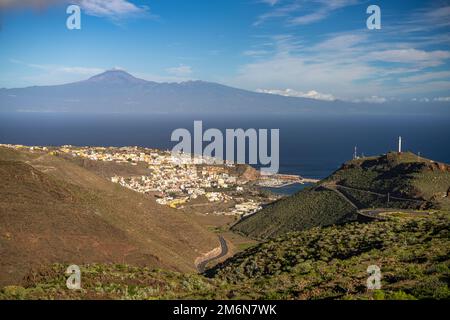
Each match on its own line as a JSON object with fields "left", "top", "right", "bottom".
{"left": 232, "top": 152, "right": 450, "bottom": 239}
{"left": 1, "top": 148, "right": 449, "bottom": 300}
{"left": 232, "top": 188, "right": 358, "bottom": 239}
{"left": 0, "top": 147, "right": 218, "bottom": 286}
{"left": 2, "top": 213, "right": 448, "bottom": 300}
{"left": 323, "top": 152, "right": 450, "bottom": 209}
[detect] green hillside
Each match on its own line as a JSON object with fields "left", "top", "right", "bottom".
{"left": 232, "top": 152, "right": 450, "bottom": 239}
{"left": 232, "top": 187, "right": 358, "bottom": 239}
{"left": 324, "top": 152, "right": 450, "bottom": 207}
{"left": 211, "top": 213, "right": 450, "bottom": 300}
{"left": 2, "top": 148, "right": 449, "bottom": 300}
{"left": 2, "top": 213, "right": 449, "bottom": 300}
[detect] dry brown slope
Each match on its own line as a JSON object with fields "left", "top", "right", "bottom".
{"left": 0, "top": 147, "right": 217, "bottom": 286}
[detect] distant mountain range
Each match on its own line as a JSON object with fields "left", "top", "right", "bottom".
{"left": 0, "top": 70, "right": 448, "bottom": 114}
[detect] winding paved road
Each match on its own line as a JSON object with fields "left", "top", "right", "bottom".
{"left": 334, "top": 184, "right": 425, "bottom": 204}
{"left": 196, "top": 236, "right": 229, "bottom": 273}
{"left": 321, "top": 183, "right": 428, "bottom": 220}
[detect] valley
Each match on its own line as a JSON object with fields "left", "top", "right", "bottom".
{"left": 1, "top": 0, "right": 450, "bottom": 305}
{"left": 0, "top": 143, "right": 268, "bottom": 287}
{"left": 0, "top": 144, "right": 449, "bottom": 300}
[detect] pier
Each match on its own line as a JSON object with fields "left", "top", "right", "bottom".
{"left": 258, "top": 173, "right": 320, "bottom": 188}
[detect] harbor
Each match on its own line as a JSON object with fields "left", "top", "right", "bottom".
{"left": 257, "top": 173, "right": 320, "bottom": 188}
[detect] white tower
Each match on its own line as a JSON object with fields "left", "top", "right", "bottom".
{"left": 398, "top": 136, "right": 402, "bottom": 153}
{"left": 354, "top": 146, "right": 357, "bottom": 159}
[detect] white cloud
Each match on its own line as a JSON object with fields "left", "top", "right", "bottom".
{"left": 433, "top": 96, "right": 450, "bottom": 102}
{"left": 77, "top": 0, "right": 148, "bottom": 18}
{"left": 256, "top": 88, "right": 336, "bottom": 101}
{"left": 425, "top": 6, "right": 450, "bottom": 19}
{"left": 8, "top": 59, "right": 105, "bottom": 86}
{"left": 10, "top": 59, "right": 104, "bottom": 75}
{"left": 254, "top": 2, "right": 302, "bottom": 26}
{"left": 289, "top": 11, "right": 326, "bottom": 25}
{"left": 166, "top": 65, "right": 193, "bottom": 77}
{"left": 352, "top": 96, "right": 387, "bottom": 104}
{"left": 256, "top": 88, "right": 394, "bottom": 104}
{"left": 313, "top": 34, "right": 366, "bottom": 51}
{"left": 255, "top": 0, "right": 359, "bottom": 26}
{"left": 260, "top": 0, "right": 279, "bottom": 6}
{"left": 0, "top": 0, "right": 150, "bottom": 19}
{"left": 242, "top": 50, "right": 270, "bottom": 57}
{"left": 239, "top": 3, "right": 450, "bottom": 100}
{"left": 230, "top": 35, "right": 379, "bottom": 98}
{"left": 58, "top": 66, "right": 105, "bottom": 75}
{"left": 133, "top": 71, "right": 194, "bottom": 84}
{"left": 230, "top": 24, "right": 450, "bottom": 99}
{"left": 423, "top": 6, "right": 450, "bottom": 28}
{"left": 369, "top": 49, "right": 450, "bottom": 66}
{"left": 399, "top": 71, "right": 450, "bottom": 83}
{"left": 411, "top": 97, "right": 430, "bottom": 103}
{"left": 389, "top": 81, "right": 450, "bottom": 96}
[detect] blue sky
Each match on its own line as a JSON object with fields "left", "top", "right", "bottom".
{"left": 0, "top": 0, "right": 449, "bottom": 102}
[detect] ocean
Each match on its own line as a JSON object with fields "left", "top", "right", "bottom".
{"left": 1, "top": 112, "right": 449, "bottom": 188}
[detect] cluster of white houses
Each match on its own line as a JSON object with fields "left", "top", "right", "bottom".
{"left": 0, "top": 144, "right": 264, "bottom": 217}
